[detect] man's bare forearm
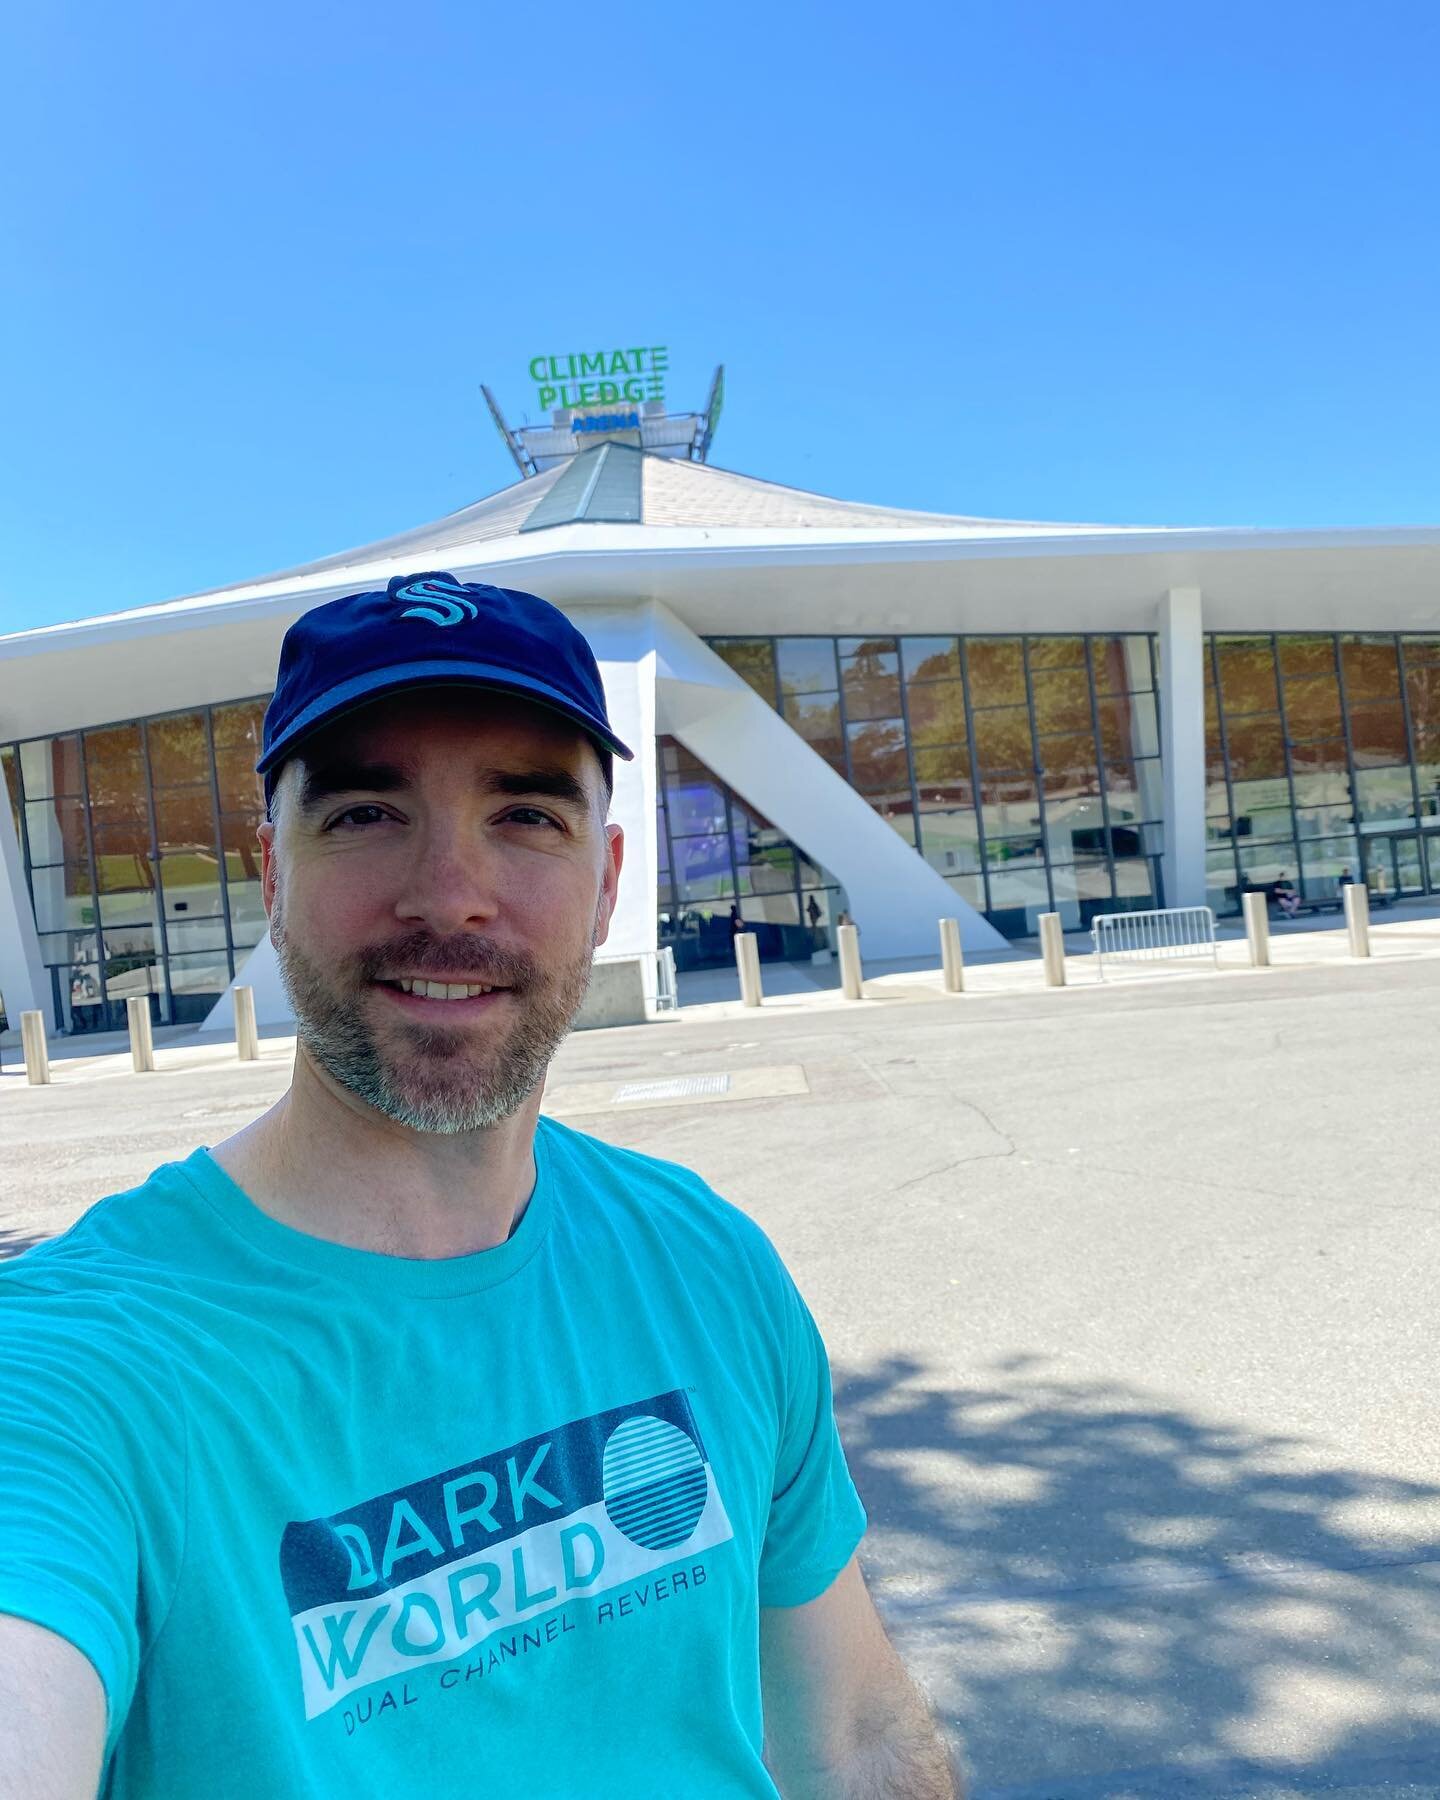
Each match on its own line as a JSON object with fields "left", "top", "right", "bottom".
{"left": 829, "top": 1716, "right": 959, "bottom": 1799}
{"left": 773, "top": 1669, "right": 960, "bottom": 1799}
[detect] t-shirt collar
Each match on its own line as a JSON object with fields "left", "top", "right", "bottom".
{"left": 178, "top": 1122, "right": 555, "bottom": 1297}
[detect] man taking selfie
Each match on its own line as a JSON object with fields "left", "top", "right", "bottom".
{"left": 0, "top": 574, "right": 957, "bottom": 1798}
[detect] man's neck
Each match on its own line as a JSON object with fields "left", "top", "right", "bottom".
{"left": 209, "top": 1046, "right": 543, "bottom": 1261}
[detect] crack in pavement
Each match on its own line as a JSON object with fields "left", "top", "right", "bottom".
{"left": 890, "top": 1096, "right": 1021, "bottom": 1192}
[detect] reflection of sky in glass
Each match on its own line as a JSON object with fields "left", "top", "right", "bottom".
{"left": 671, "top": 833, "right": 733, "bottom": 900}
{"left": 667, "top": 779, "right": 727, "bottom": 835}
{"left": 655, "top": 734, "right": 843, "bottom": 967}
{"left": 776, "top": 638, "right": 838, "bottom": 697}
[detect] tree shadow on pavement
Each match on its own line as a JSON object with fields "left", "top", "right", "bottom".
{"left": 0, "top": 1225, "right": 51, "bottom": 1260}
{"left": 836, "top": 1352, "right": 1440, "bottom": 1799}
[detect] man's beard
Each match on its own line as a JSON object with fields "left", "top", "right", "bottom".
{"left": 270, "top": 890, "right": 597, "bottom": 1134}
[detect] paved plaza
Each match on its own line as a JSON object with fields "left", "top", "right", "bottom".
{"left": 3, "top": 922, "right": 1440, "bottom": 1796}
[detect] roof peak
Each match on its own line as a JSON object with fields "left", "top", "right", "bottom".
{"left": 173, "top": 448, "right": 1109, "bottom": 608}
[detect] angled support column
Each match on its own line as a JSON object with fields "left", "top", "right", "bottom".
{"left": 652, "top": 605, "right": 1006, "bottom": 958}
{"left": 1159, "top": 587, "right": 1207, "bottom": 911}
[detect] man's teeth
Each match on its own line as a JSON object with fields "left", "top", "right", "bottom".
{"left": 394, "top": 979, "right": 497, "bottom": 999}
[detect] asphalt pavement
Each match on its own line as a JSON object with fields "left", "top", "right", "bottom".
{"left": 3, "top": 953, "right": 1439, "bottom": 1796}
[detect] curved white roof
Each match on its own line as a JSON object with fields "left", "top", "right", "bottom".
{"left": 168, "top": 443, "right": 1113, "bottom": 610}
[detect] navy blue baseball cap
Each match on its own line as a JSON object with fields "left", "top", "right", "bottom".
{"left": 257, "top": 572, "right": 634, "bottom": 802}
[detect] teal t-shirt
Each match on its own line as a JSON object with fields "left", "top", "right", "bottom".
{"left": 0, "top": 1116, "right": 866, "bottom": 1798}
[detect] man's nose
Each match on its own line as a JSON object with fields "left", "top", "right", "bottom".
{"left": 392, "top": 826, "right": 501, "bottom": 933}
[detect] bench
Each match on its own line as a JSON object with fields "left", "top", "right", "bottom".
{"left": 1263, "top": 885, "right": 1392, "bottom": 920}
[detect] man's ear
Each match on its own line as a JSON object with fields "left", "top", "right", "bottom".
{"left": 259, "top": 821, "right": 279, "bottom": 926}
{"left": 593, "top": 823, "right": 625, "bottom": 948}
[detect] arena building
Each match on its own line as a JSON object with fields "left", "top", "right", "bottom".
{"left": 4, "top": 364, "right": 1440, "bottom": 1034}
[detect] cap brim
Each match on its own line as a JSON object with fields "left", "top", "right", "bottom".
{"left": 256, "top": 659, "right": 635, "bottom": 778}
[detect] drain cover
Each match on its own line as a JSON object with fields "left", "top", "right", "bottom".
{"left": 613, "top": 1073, "right": 732, "bottom": 1103}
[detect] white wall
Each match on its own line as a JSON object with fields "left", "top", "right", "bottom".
{"left": 577, "top": 606, "right": 658, "bottom": 961}
{"left": 1159, "top": 587, "right": 1207, "bottom": 910}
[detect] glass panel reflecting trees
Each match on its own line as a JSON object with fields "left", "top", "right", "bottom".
{"left": 1205, "top": 634, "right": 1440, "bottom": 913}
{"left": 4, "top": 696, "right": 270, "bottom": 1032}
{"left": 710, "top": 631, "right": 1163, "bottom": 935}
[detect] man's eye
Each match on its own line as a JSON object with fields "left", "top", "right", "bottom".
{"left": 326, "top": 805, "right": 392, "bottom": 830}
{"left": 505, "top": 807, "right": 562, "bottom": 829}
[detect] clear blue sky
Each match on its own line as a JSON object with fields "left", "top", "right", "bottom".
{"left": 4, "top": 0, "right": 1439, "bottom": 633}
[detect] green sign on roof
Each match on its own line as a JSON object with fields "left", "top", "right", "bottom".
{"left": 528, "top": 346, "right": 668, "bottom": 414}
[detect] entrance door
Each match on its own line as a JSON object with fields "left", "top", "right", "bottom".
{"left": 1393, "top": 834, "right": 1425, "bottom": 895}
{"left": 1425, "top": 831, "right": 1440, "bottom": 892}
{"left": 1362, "top": 833, "right": 1425, "bottom": 899}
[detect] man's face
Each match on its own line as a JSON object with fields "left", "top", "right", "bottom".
{"left": 259, "top": 688, "right": 623, "bottom": 1134}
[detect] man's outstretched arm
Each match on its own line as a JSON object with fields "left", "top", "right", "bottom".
{"left": 760, "top": 1556, "right": 960, "bottom": 1799}
{"left": 0, "top": 1614, "right": 106, "bottom": 1800}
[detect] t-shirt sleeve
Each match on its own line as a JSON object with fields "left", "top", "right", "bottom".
{"left": 755, "top": 1251, "right": 868, "bottom": 1609}
{"left": 0, "top": 1278, "right": 181, "bottom": 1752}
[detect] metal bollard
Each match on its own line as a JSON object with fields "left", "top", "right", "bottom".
{"left": 1344, "top": 881, "right": 1371, "bottom": 958}
{"left": 837, "top": 923, "right": 864, "bottom": 1000}
{"left": 1038, "top": 913, "right": 1066, "bottom": 987}
{"left": 234, "top": 984, "right": 260, "bottom": 1059}
{"left": 733, "top": 933, "right": 763, "bottom": 1008}
{"left": 20, "top": 1011, "right": 50, "bottom": 1085}
{"left": 939, "top": 917, "right": 965, "bottom": 993}
{"left": 127, "top": 996, "right": 156, "bottom": 1073}
{"left": 1242, "top": 891, "right": 1270, "bottom": 967}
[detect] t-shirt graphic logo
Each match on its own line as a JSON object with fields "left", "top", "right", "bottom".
{"left": 602, "top": 1415, "right": 708, "bottom": 1549}
{"left": 278, "top": 1390, "right": 733, "bottom": 1720}
{"left": 394, "top": 577, "right": 480, "bottom": 627}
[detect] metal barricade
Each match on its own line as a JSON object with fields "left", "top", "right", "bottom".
{"left": 1090, "top": 906, "right": 1218, "bottom": 980}
{"left": 590, "top": 948, "right": 680, "bottom": 1015}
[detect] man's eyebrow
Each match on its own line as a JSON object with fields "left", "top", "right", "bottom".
{"left": 482, "top": 768, "right": 593, "bottom": 810}
{"left": 295, "top": 762, "right": 593, "bottom": 812}
{"left": 297, "top": 761, "right": 411, "bottom": 811}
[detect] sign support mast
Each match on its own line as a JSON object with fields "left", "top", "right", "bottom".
{"left": 480, "top": 384, "right": 536, "bottom": 479}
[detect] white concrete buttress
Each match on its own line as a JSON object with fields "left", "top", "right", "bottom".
{"left": 1159, "top": 586, "right": 1207, "bottom": 910}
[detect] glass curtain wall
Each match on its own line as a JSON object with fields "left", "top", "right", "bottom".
{"left": 2, "top": 697, "right": 270, "bottom": 1032}
{"left": 1206, "top": 632, "right": 1440, "bottom": 912}
{"left": 709, "top": 632, "right": 1163, "bottom": 937}
{"left": 656, "top": 736, "right": 844, "bottom": 971}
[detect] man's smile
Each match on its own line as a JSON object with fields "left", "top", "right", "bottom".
{"left": 373, "top": 978, "right": 514, "bottom": 1016}
{"left": 379, "top": 974, "right": 511, "bottom": 996}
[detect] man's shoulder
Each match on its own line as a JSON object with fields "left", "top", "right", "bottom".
{"left": 538, "top": 1115, "right": 780, "bottom": 1271}
{"left": 0, "top": 1153, "right": 207, "bottom": 1313}
{"left": 0, "top": 1162, "right": 204, "bottom": 1438}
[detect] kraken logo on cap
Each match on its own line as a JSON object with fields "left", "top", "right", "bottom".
{"left": 394, "top": 577, "right": 480, "bottom": 628}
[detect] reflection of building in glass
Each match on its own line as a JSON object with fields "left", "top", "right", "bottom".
{"left": 656, "top": 736, "right": 844, "bottom": 971}
{"left": 7, "top": 402, "right": 1440, "bottom": 1034}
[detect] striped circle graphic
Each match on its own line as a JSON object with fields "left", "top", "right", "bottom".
{"left": 601, "top": 1415, "right": 708, "bottom": 1551}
